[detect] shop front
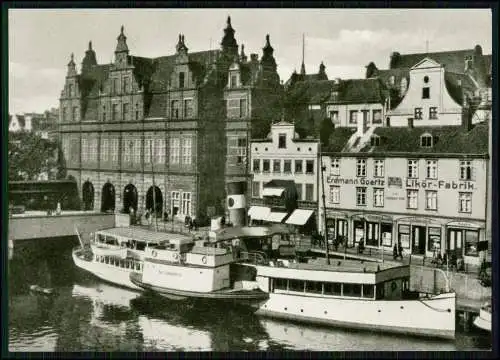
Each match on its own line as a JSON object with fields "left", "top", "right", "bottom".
{"left": 350, "top": 213, "right": 394, "bottom": 249}
{"left": 286, "top": 208, "right": 316, "bottom": 235}
{"left": 395, "top": 217, "right": 443, "bottom": 258}
{"left": 445, "top": 220, "right": 485, "bottom": 266}
{"left": 324, "top": 210, "right": 349, "bottom": 244}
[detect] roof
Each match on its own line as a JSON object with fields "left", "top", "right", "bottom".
{"left": 444, "top": 72, "right": 477, "bottom": 106}
{"left": 356, "top": 124, "right": 489, "bottom": 155}
{"left": 325, "top": 78, "right": 387, "bottom": 104}
{"left": 264, "top": 179, "right": 296, "bottom": 189}
{"left": 390, "top": 49, "right": 475, "bottom": 73}
{"left": 286, "top": 80, "right": 335, "bottom": 105}
{"left": 97, "top": 227, "right": 193, "bottom": 244}
{"left": 322, "top": 127, "right": 357, "bottom": 153}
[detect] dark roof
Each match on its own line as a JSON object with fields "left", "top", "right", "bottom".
{"left": 444, "top": 72, "right": 477, "bottom": 106}
{"left": 390, "top": 49, "right": 475, "bottom": 73}
{"left": 264, "top": 179, "right": 296, "bottom": 189}
{"left": 322, "top": 127, "right": 356, "bottom": 153}
{"left": 325, "top": 78, "right": 387, "bottom": 104}
{"left": 286, "top": 80, "right": 335, "bottom": 105}
{"left": 357, "top": 124, "right": 488, "bottom": 154}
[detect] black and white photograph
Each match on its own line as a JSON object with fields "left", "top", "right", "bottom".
{"left": 6, "top": 6, "right": 493, "bottom": 353}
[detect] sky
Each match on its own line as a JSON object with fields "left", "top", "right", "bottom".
{"left": 8, "top": 8, "right": 492, "bottom": 114}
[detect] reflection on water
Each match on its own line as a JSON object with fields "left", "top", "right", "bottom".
{"left": 8, "top": 237, "right": 492, "bottom": 352}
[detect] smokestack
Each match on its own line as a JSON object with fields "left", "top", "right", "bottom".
{"left": 227, "top": 181, "right": 247, "bottom": 227}
{"left": 407, "top": 118, "right": 414, "bottom": 129}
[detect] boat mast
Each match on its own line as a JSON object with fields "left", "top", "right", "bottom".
{"left": 319, "top": 142, "right": 330, "bottom": 265}
{"left": 150, "top": 141, "right": 158, "bottom": 232}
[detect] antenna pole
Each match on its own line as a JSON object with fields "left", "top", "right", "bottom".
{"left": 320, "top": 143, "right": 330, "bottom": 265}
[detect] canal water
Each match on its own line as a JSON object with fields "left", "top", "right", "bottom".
{"left": 8, "top": 237, "right": 492, "bottom": 352}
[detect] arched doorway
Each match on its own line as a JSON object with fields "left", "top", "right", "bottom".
{"left": 101, "top": 182, "right": 115, "bottom": 213}
{"left": 146, "top": 186, "right": 163, "bottom": 217}
{"left": 122, "top": 183, "right": 138, "bottom": 213}
{"left": 82, "top": 180, "right": 95, "bottom": 211}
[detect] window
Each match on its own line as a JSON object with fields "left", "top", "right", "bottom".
{"left": 372, "top": 110, "right": 382, "bottom": 124}
{"left": 123, "top": 103, "right": 129, "bottom": 121}
{"left": 460, "top": 160, "right": 473, "bottom": 180}
{"left": 81, "top": 138, "right": 88, "bottom": 161}
{"left": 329, "top": 186, "right": 340, "bottom": 204}
{"left": 363, "top": 284, "right": 375, "bottom": 298}
{"left": 181, "top": 192, "right": 191, "bottom": 215}
{"left": 113, "top": 79, "right": 118, "bottom": 94}
{"left": 370, "top": 136, "right": 380, "bottom": 147}
{"left": 263, "top": 159, "right": 270, "bottom": 172}
{"left": 459, "top": 192, "right": 472, "bottom": 213}
{"left": 133, "top": 139, "right": 141, "bottom": 164}
{"left": 407, "top": 160, "right": 418, "bottom": 178}
{"left": 253, "top": 159, "right": 260, "bottom": 173}
{"left": 306, "top": 160, "right": 314, "bottom": 174}
{"left": 123, "top": 77, "right": 129, "bottom": 93}
{"left": 425, "top": 190, "right": 437, "bottom": 210}
{"left": 356, "top": 187, "right": 367, "bottom": 206}
{"left": 239, "top": 99, "right": 247, "bottom": 118}
{"left": 343, "top": 283, "right": 362, "bottom": 297}
{"left": 324, "top": 282, "right": 342, "bottom": 296}
{"left": 112, "top": 104, "right": 118, "bottom": 121}
{"left": 330, "top": 111, "right": 339, "bottom": 123}
{"left": 330, "top": 158, "right": 340, "bottom": 176}
{"left": 421, "top": 134, "right": 433, "bottom": 148}
{"left": 427, "top": 227, "right": 442, "bottom": 253}
{"left": 252, "top": 182, "right": 260, "bottom": 197}
{"left": 362, "top": 110, "right": 369, "bottom": 124}
{"left": 306, "top": 281, "right": 323, "bottom": 294}
{"left": 429, "top": 107, "right": 438, "bottom": 119}
{"left": 414, "top": 107, "right": 423, "bottom": 120}
{"left": 123, "top": 140, "right": 132, "bottom": 163}
{"left": 184, "top": 99, "right": 193, "bottom": 118}
{"left": 274, "top": 278, "right": 288, "bottom": 291}
{"left": 305, "top": 184, "right": 314, "bottom": 201}
{"left": 101, "top": 139, "right": 109, "bottom": 162}
{"left": 422, "top": 87, "right": 430, "bottom": 99}
{"left": 230, "top": 74, "right": 237, "bottom": 88}
{"left": 182, "top": 137, "right": 192, "bottom": 165}
{"left": 356, "top": 159, "right": 366, "bottom": 177}
{"left": 426, "top": 160, "right": 438, "bottom": 179}
{"left": 90, "top": 138, "right": 98, "bottom": 162}
{"left": 464, "top": 230, "right": 479, "bottom": 257}
{"left": 407, "top": 189, "right": 418, "bottom": 209}
{"left": 236, "top": 138, "right": 246, "bottom": 164}
{"left": 170, "top": 138, "right": 180, "bottom": 164}
{"left": 226, "top": 99, "right": 240, "bottom": 118}
{"left": 135, "top": 104, "right": 139, "bottom": 120}
{"left": 295, "top": 160, "right": 303, "bottom": 174}
{"left": 72, "top": 107, "right": 79, "bottom": 122}
{"left": 111, "top": 139, "right": 119, "bottom": 162}
{"left": 144, "top": 138, "right": 153, "bottom": 164}
{"left": 179, "top": 72, "right": 185, "bottom": 88}
{"left": 278, "top": 134, "right": 287, "bottom": 149}
{"left": 171, "top": 100, "right": 180, "bottom": 119}
{"left": 157, "top": 139, "right": 166, "bottom": 164}
{"left": 273, "top": 160, "right": 281, "bottom": 173}
{"left": 374, "top": 188, "right": 384, "bottom": 207}
{"left": 62, "top": 107, "right": 67, "bottom": 122}
{"left": 349, "top": 110, "right": 358, "bottom": 124}
{"left": 296, "top": 183, "right": 303, "bottom": 200}
{"left": 288, "top": 280, "right": 305, "bottom": 292}
{"left": 284, "top": 160, "right": 292, "bottom": 174}
{"left": 68, "top": 84, "right": 74, "bottom": 97}
{"left": 373, "top": 159, "right": 384, "bottom": 177}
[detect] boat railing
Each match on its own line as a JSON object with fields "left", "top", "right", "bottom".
{"left": 240, "top": 251, "right": 268, "bottom": 265}
{"left": 94, "top": 254, "right": 143, "bottom": 271}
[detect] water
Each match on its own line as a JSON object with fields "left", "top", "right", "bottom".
{"left": 8, "top": 237, "right": 492, "bottom": 352}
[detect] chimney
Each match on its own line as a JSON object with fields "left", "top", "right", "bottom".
{"left": 250, "top": 53, "right": 258, "bottom": 62}
{"left": 462, "top": 104, "right": 473, "bottom": 131}
{"left": 407, "top": 117, "right": 414, "bottom": 129}
{"left": 385, "top": 117, "right": 391, "bottom": 127}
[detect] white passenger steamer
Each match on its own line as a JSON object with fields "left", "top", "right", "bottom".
{"left": 473, "top": 301, "right": 491, "bottom": 332}
{"left": 72, "top": 227, "right": 191, "bottom": 290}
{"left": 208, "top": 226, "right": 457, "bottom": 340}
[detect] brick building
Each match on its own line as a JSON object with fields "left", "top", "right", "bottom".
{"left": 58, "top": 17, "right": 282, "bottom": 221}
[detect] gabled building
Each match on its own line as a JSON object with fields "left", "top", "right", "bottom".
{"left": 57, "top": 17, "right": 282, "bottom": 222}
{"left": 9, "top": 114, "right": 31, "bottom": 133}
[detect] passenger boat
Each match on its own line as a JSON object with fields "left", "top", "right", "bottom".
{"left": 208, "top": 225, "right": 457, "bottom": 340}
{"left": 72, "top": 227, "right": 191, "bottom": 290}
{"left": 473, "top": 301, "right": 491, "bottom": 332}
{"left": 129, "top": 230, "right": 272, "bottom": 303}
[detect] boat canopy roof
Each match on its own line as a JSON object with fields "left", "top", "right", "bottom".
{"left": 211, "top": 224, "right": 293, "bottom": 243}
{"left": 96, "top": 227, "right": 192, "bottom": 244}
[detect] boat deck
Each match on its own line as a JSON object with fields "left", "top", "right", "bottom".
{"left": 97, "top": 227, "right": 193, "bottom": 244}
{"left": 267, "top": 257, "right": 406, "bottom": 273}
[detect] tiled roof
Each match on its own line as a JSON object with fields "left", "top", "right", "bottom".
{"left": 390, "top": 49, "right": 475, "bottom": 73}
{"left": 357, "top": 124, "right": 488, "bottom": 154}
{"left": 286, "top": 80, "right": 335, "bottom": 105}
{"left": 322, "top": 127, "right": 356, "bottom": 153}
{"left": 325, "top": 78, "right": 387, "bottom": 104}
{"left": 444, "top": 72, "right": 477, "bottom": 106}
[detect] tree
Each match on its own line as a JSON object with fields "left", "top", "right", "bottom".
{"left": 8, "top": 131, "right": 64, "bottom": 181}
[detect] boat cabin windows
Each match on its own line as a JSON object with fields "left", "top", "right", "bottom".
{"left": 306, "top": 281, "right": 323, "bottom": 294}
{"left": 324, "top": 282, "right": 342, "bottom": 296}
{"left": 362, "top": 284, "right": 375, "bottom": 298}
{"left": 97, "top": 233, "right": 119, "bottom": 245}
{"left": 343, "top": 283, "right": 362, "bottom": 297}
{"left": 272, "top": 278, "right": 375, "bottom": 299}
{"left": 274, "top": 278, "right": 288, "bottom": 290}
{"left": 288, "top": 279, "right": 305, "bottom": 292}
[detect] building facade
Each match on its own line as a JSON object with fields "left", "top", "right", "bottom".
{"left": 57, "top": 18, "right": 282, "bottom": 221}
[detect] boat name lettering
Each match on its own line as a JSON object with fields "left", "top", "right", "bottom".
{"left": 158, "top": 270, "right": 182, "bottom": 277}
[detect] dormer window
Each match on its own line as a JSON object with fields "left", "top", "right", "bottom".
{"left": 230, "top": 74, "right": 238, "bottom": 88}
{"left": 370, "top": 135, "right": 381, "bottom": 147}
{"left": 420, "top": 133, "right": 433, "bottom": 148}
{"left": 331, "top": 91, "right": 339, "bottom": 101}
{"left": 179, "top": 72, "right": 185, "bottom": 88}
{"left": 278, "top": 133, "right": 286, "bottom": 149}
{"left": 389, "top": 76, "right": 395, "bottom": 86}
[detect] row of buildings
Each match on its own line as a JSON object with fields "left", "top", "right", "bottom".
{"left": 55, "top": 17, "right": 492, "bottom": 265}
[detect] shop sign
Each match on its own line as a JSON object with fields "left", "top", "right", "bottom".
{"left": 327, "top": 176, "right": 476, "bottom": 191}
{"left": 406, "top": 179, "right": 475, "bottom": 191}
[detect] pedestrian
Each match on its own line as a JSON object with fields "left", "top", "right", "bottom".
{"left": 188, "top": 217, "right": 194, "bottom": 232}
{"left": 192, "top": 217, "right": 198, "bottom": 231}
{"left": 398, "top": 240, "right": 403, "bottom": 260}
{"left": 393, "top": 243, "right": 398, "bottom": 260}
{"left": 220, "top": 215, "right": 226, "bottom": 227}
{"left": 358, "top": 238, "right": 365, "bottom": 254}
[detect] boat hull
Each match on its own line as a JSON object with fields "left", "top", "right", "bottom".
{"left": 473, "top": 309, "right": 491, "bottom": 332}
{"left": 253, "top": 292, "right": 456, "bottom": 340}
{"left": 72, "top": 248, "right": 141, "bottom": 291}
{"left": 130, "top": 272, "right": 269, "bottom": 304}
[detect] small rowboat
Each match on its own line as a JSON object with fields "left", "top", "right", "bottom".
{"left": 29, "top": 285, "right": 55, "bottom": 295}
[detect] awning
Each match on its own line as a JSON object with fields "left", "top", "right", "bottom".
{"left": 264, "top": 212, "right": 288, "bottom": 223}
{"left": 446, "top": 221, "right": 484, "bottom": 229}
{"left": 262, "top": 187, "right": 285, "bottom": 197}
{"left": 286, "top": 209, "right": 314, "bottom": 225}
{"left": 248, "top": 206, "right": 271, "bottom": 221}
